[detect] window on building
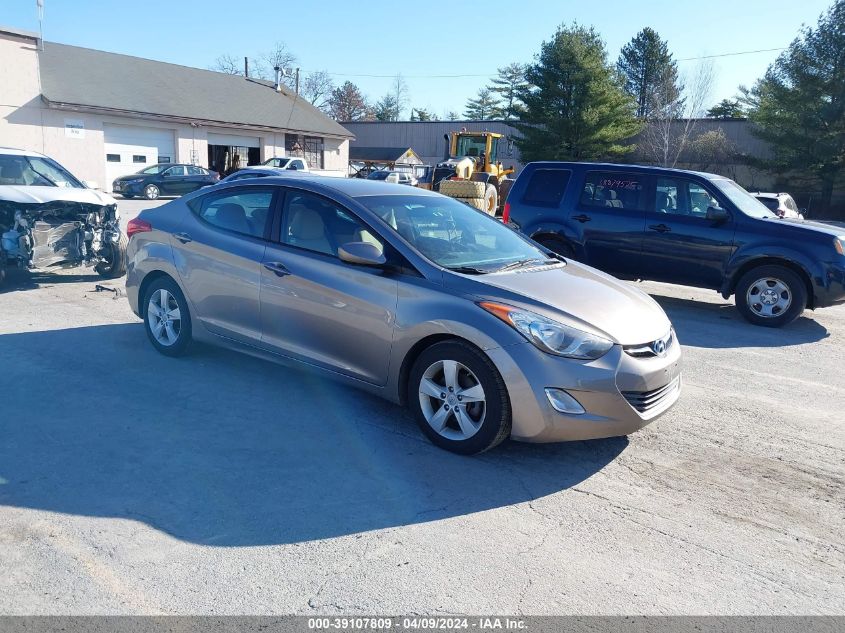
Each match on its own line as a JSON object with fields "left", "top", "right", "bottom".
{"left": 303, "top": 137, "right": 324, "bottom": 170}
{"left": 106, "top": 154, "right": 120, "bottom": 163}
{"left": 158, "top": 156, "right": 171, "bottom": 164}
{"left": 522, "top": 169, "right": 571, "bottom": 207}
{"left": 132, "top": 155, "right": 147, "bottom": 163}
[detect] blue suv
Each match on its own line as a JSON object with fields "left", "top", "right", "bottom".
{"left": 504, "top": 162, "right": 845, "bottom": 327}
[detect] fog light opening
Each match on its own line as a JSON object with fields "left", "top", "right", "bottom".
{"left": 545, "top": 388, "right": 586, "bottom": 415}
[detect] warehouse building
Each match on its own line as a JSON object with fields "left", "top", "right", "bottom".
{"left": 0, "top": 26, "right": 352, "bottom": 190}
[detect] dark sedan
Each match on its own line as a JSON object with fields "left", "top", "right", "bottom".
{"left": 112, "top": 164, "right": 219, "bottom": 200}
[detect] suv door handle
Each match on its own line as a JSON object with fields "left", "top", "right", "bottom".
{"left": 572, "top": 214, "right": 591, "bottom": 223}
{"left": 648, "top": 224, "right": 671, "bottom": 233}
{"left": 263, "top": 261, "right": 291, "bottom": 277}
{"left": 174, "top": 232, "right": 193, "bottom": 243}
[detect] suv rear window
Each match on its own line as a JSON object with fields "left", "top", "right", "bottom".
{"left": 522, "top": 169, "right": 571, "bottom": 207}
{"left": 580, "top": 172, "right": 646, "bottom": 211}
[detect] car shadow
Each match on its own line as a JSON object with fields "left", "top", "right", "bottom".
{"left": 0, "top": 323, "right": 626, "bottom": 546}
{"left": 649, "top": 292, "right": 829, "bottom": 348}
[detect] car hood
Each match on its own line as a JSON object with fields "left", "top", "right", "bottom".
{"left": 458, "top": 261, "right": 672, "bottom": 346}
{"left": 776, "top": 217, "right": 845, "bottom": 238}
{"left": 114, "top": 174, "right": 149, "bottom": 182}
{"left": 0, "top": 185, "right": 117, "bottom": 206}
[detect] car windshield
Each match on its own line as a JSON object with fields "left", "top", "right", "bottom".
{"left": 271, "top": 158, "right": 291, "bottom": 168}
{"left": 0, "top": 155, "right": 84, "bottom": 188}
{"left": 714, "top": 179, "right": 778, "bottom": 219}
{"left": 138, "top": 165, "right": 168, "bottom": 175}
{"left": 356, "top": 194, "right": 554, "bottom": 273}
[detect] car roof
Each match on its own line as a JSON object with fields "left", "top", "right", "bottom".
{"left": 0, "top": 146, "right": 48, "bottom": 158}
{"left": 525, "top": 161, "right": 726, "bottom": 181}
{"left": 219, "top": 174, "right": 440, "bottom": 198}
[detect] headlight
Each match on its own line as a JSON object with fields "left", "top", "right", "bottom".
{"left": 479, "top": 301, "right": 614, "bottom": 360}
{"left": 835, "top": 237, "right": 845, "bottom": 256}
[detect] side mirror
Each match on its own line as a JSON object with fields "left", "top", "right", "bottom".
{"left": 338, "top": 241, "right": 387, "bottom": 267}
{"left": 707, "top": 206, "right": 730, "bottom": 223}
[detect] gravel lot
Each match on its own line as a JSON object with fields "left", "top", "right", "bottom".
{"left": 1, "top": 197, "right": 843, "bottom": 615}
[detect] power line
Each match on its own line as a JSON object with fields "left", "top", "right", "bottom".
{"left": 298, "top": 47, "right": 787, "bottom": 80}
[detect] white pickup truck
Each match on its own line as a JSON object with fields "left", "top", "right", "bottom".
{"left": 262, "top": 157, "right": 309, "bottom": 172}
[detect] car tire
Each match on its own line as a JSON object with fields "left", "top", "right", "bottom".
{"left": 535, "top": 235, "right": 576, "bottom": 260}
{"left": 735, "top": 264, "right": 807, "bottom": 327}
{"left": 95, "top": 233, "right": 128, "bottom": 279}
{"left": 408, "top": 340, "right": 511, "bottom": 455}
{"left": 144, "top": 184, "right": 160, "bottom": 200}
{"left": 143, "top": 276, "right": 192, "bottom": 356}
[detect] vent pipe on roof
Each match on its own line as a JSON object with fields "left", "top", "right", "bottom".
{"left": 274, "top": 66, "right": 282, "bottom": 92}
{"left": 244, "top": 56, "right": 249, "bottom": 78}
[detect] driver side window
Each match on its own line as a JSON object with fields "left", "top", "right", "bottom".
{"left": 655, "top": 177, "right": 726, "bottom": 219}
{"left": 281, "top": 191, "right": 383, "bottom": 258}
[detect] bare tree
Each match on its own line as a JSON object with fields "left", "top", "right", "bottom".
{"left": 392, "top": 74, "right": 410, "bottom": 120}
{"left": 211, "top": 54, "right": 243, "bottom": 75}
{"left": 301, "top": 71, "right": 335, "bottom": 112}
{"left": 641, "top": 60, "right": 715, "bottom": 167}
{"left": 259, "top": 41, "right": 299, "bottom": 85}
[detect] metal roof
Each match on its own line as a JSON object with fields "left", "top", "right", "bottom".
{"left": 37, "top": 42, "right": 353, "bottom": 139}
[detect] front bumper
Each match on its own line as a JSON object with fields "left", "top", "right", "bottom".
{"left": 487, "top": 338, "right": 682, "bottom": 443}
{"left": 814, "top": 261, "right": 845, "bottom": 308}
{"left": 112, "top": 181, "right": 145, "bottom": 195}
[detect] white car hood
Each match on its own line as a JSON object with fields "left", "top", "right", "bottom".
{"left": 0, "top": 185, "right": 117, "bottom": 206}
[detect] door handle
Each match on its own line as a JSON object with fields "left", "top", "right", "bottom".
{"left": 174, "top": 232, "right": 193, "bottom": 243}
{"left": 572, "top": 214, "right": 591, "bottom": 223}
{"left": 263, "top": 261, "right": 291, "bottom": 277}
{"left": 648, "top": 224, "right": 671, "bottom": 233}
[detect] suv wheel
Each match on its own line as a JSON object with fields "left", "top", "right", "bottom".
{"left": 143, "top": 277, "right": 192, "bottom": 356}
{"left": 408, "top": 341, "right": 511, "bottom": 455}
{"left": 735, "top": 265, "right": 807, "bottom": 327}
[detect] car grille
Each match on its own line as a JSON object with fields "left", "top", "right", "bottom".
{"left": 622, "top": 376, "right": 681, "bottom": 414}
{"left": 624, "top": 329, "right": 674, "bottom": 358}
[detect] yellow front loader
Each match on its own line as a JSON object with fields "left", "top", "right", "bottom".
{"left": 431, "top": 130, "right": 515, "bottom": 215}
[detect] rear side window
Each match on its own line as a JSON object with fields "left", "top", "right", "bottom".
{"left": 521, "top": 169, "right": 571, "bottom": 207}
{"left": 190, "top": 188, "right": 275, "bottom": 239}
{"left": 580, "top": 171, "right": 646, "bottom": 211}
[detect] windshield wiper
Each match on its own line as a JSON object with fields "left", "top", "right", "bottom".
{"left": 496, "top": 258, "right": 552, "bottom": 272}
{"left": 445, "top": 265, "right": 488, "bottom": 275}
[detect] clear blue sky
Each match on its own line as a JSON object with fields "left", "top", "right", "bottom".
{"left": 3, "top": 0, "right": 833, "bottom": 118}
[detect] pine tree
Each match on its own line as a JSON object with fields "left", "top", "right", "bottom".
{"left": 514, "top": 23, "right": 641, "bottom": 162}
{"left": 464, "top": 88, "right": 503, "bottom": 120}
{"left": 744, "top": 0, "right": 845, "bottom": 212}
{"left": 617, "top": 28, "right": 681, "bottom": 119}
{"left": 706, "top": 99, "right": 745, "bottom": 119}
{"left": 374, "top": 94, "right": 399, "bottom": 121}
{"left": 489, "top": 63, "right": 529, "bottom": 119}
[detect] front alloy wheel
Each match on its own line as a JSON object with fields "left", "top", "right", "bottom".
{"left": 419, "top": 359, "right": 487, "bottom": 441}
{"left": 409, "top": 340, "right": 511, "bottom": 454}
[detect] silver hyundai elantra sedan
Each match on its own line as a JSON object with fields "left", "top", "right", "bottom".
{"left": 126, "top": 175, "right": 681, "bottom": 454}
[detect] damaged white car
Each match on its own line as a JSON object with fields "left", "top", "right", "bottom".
{"left": 0, "top": 148, "right": 127, "bottom": 285}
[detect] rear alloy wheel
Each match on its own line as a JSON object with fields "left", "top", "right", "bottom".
{"left": 144, "top": 184, "right": 160, "bottom": 200}
{"left": 143, "top": 277, "right": 192, "bottom": 356}
{"left": 735, "top": 265, "right": 806, "bottom": 327}
{"left": 409, "top": 341, "right": 511, "bottom": 454}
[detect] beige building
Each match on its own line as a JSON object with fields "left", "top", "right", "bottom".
{"left": 0, "top": 26, "right": 352, "bottom": 190}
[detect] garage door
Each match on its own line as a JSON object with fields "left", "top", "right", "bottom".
{"left": 104, "top": 124, "right": 176, "bottom": 191}
{"left": 206, "top": 132, "right": 260, "bottom": 148}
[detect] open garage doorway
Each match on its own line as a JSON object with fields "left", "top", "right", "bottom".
{"left": 206, "top": 132, "right": 261, "bottom": 177}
